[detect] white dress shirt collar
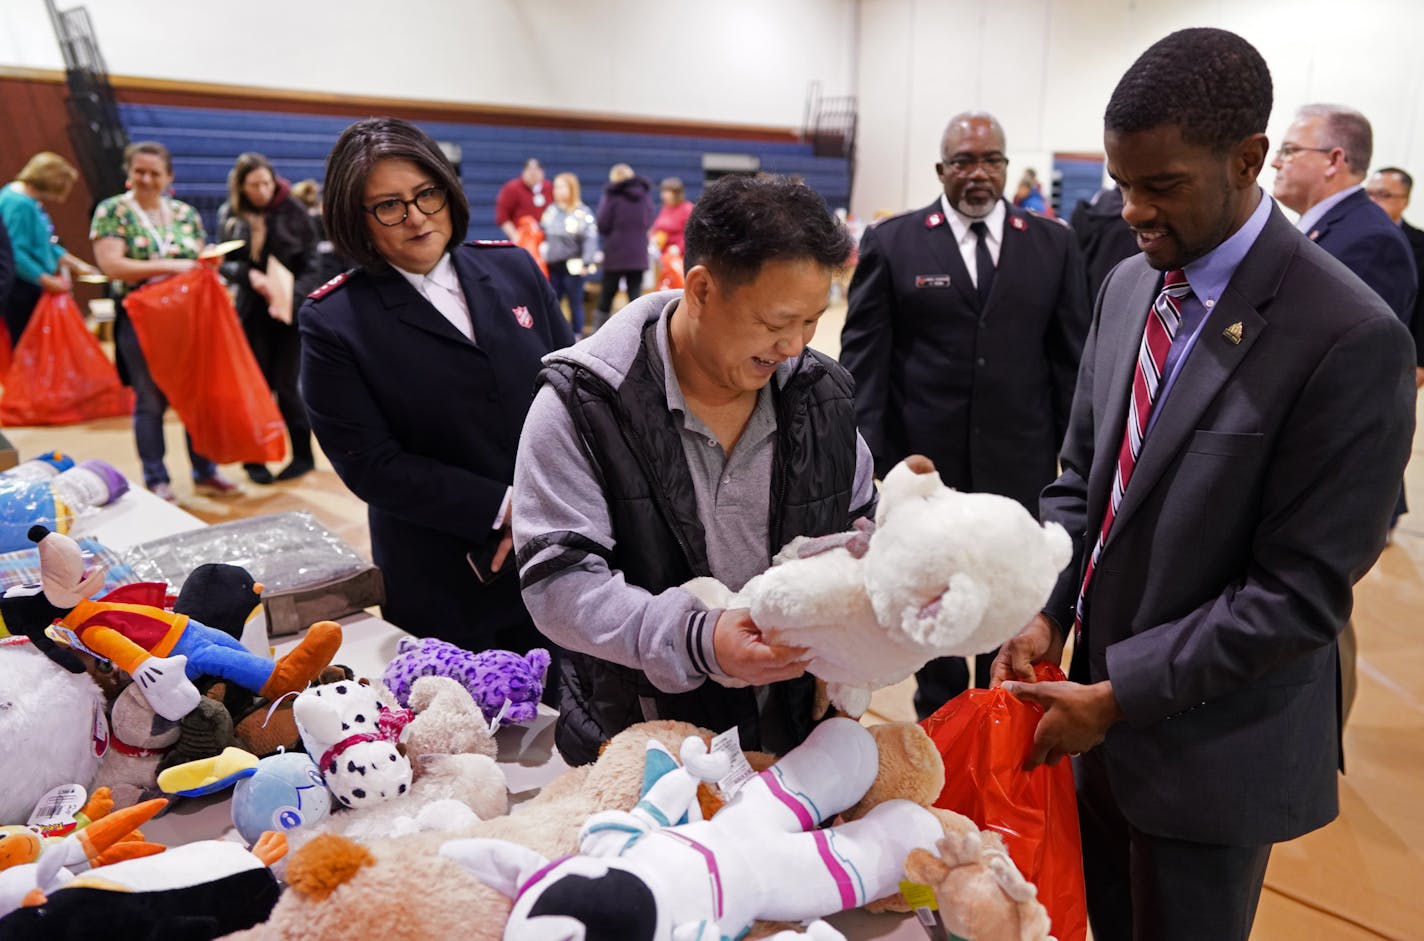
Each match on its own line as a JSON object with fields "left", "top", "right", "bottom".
{"left": 392, "top": 252, "right": 474, "bottom": 342}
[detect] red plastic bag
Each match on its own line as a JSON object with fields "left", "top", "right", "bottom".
{"left": 921, "top": 663, "right": 1088, "bottom": 941}
{"left": 515, "top": 215, "right": 549, "bottom": 278}
{"left": 122, "top": 264, "right": 286, "bottom": 463}
{"left": 0, "top": 292, "right": 133, "bottom": 425}
{"left": 0, "top": 320, "right": 11, "bottom": 378}
{"left": 657, "top": 244, "right": 685, "bottom": 291}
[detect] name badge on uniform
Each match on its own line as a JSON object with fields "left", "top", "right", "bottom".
{"left": 915, "top": 274, "right": 952, "bottom": 289}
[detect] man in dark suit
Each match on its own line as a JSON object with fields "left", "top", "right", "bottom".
{"left": 990, "top": 29, "right": 1415, "bottom": 941}
{"left": 1271, "top": 105, "right": 1418, "bottom": 322}
{"left": 840, "top": 110, "right": 1089, "bottom": 718}
{"left": 1368, "top": 166, "right": 1424, "bottom": 386}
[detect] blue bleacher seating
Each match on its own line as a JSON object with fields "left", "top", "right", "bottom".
{"left": 118, "top": 103, "right": 852, "bottom": 240}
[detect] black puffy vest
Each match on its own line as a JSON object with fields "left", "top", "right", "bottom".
{"left": 538, "top": 321, "right": 865, "bottom": 764}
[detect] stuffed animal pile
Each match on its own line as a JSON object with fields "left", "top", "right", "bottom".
{"left": 688, "top": 459, "right": 1072, "bottom": 715}
{"left": 228, "top": 718, "right": 1051, "bottom": 941}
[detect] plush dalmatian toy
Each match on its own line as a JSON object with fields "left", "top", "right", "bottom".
{"left": 293, "top": 679, "right": 413, "bottom": 809}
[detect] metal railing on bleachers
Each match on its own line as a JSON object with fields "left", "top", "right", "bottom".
{"left": 119, "top": 103, "right": 852, "bottom": 239}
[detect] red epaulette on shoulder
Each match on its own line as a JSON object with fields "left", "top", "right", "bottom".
{"left": 308, "top": 271, "right": 350, "bottom": 300}
{"left": 466, "top": 239, "right": 515, "bottom": 248}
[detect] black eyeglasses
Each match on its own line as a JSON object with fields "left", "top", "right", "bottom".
{"left": 1274, "top": 144, "right": 1333, "bottom": 162}
{"left": 364, "top": 185, "right": 449, "bottom": 226}
{"left": 943, "top": 154, "right": 1009, "bottom": 174}
{"left": 1366, "top": 188, "right": 1406, "bottom": 200}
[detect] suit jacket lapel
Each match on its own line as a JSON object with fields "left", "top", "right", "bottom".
{"left": 1105, "top": 206, "right": 1296, "bottom": 544}
{"left": 921, "top": 202, "right": 979, "bottom": 310}
{"left": 451, "top": 247, "right": 503, "bottom": 354}
{"left": 372, "top": 262, "right": 479, "bottom": 349}
{"left": 1306, "top": 188, "right": 1365, "bottom": 243}
{"left": 1088, "top": 263, "right": 1158, "bottom": 524}
{"left": 986, "top": 204, "right": 1029, "bottom": 319}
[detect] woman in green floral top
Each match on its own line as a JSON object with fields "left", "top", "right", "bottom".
{"left": 90, "top": 140, "right": 239, "bottom": 502}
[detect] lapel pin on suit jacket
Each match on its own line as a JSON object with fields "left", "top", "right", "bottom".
{"left": 1223, "top": 321, "right": 1244, "bottom": 345}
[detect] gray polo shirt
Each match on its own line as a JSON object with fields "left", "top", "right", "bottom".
{"left": 649, "top": 302, "right": 777, "bottom": 592}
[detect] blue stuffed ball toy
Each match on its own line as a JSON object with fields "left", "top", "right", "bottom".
{"left": 232, "top": 751, "right": 331, "bottom": 844}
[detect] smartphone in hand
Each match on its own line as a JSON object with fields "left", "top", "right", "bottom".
{"left": 467, "top": 537, "right": 512, "bottom": 584}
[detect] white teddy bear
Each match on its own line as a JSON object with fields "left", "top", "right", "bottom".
{"left": 687, "top": 459, "right": 1072, "bottom": 716}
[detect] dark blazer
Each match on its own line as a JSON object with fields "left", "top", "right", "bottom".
{"left": 1307, "top": 187, "right": 1418, "bottom": 323}
{"left": 1402, "top": 218, "right": 1424, "bottom": 365}
{"left": 299, "top": 241, "right": 575, "bottom": 650}
{"left": 840, "top": 198, "right": 1090, "bottom": 514}
{"left": 1042, "top": 204, "right": 1415, "bottom": 846}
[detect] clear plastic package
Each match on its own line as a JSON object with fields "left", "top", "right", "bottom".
{"left": 123, "top": 510, "right": 370, "bottom": 594}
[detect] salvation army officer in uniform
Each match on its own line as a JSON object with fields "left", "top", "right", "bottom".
{"left": 300, "top": 117, "right": 574, "bottom": 654}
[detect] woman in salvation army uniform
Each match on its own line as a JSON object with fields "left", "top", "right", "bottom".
{"left": 299, "top": 117, "right": 574, "bottom": 657}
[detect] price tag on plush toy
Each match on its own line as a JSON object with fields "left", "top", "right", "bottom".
{"left": 27, "top": 783, "right": 87, "bottom": 837}
{"left": 488, "top": 698, "right": 513, "bottom": 736}
{"left": 899, "top": 880, "right": 961, "bottom": 941}
{"left": 92, "top": 699, "right": 110, "bottom": 757}
{"left": 708, "top": 726, "right": 757, "bottom": 797}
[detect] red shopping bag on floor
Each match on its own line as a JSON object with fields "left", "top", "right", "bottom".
{"left": 0, "top": 292, "right": 133, "bottom": 425}
{"left": 123, "top": 264, "right": 286, "bottom": 463}
{"left": 0, "top": 320, "right": 11, "bottom": 378}
{"left": 921, "top": 663, "right": 1088, "bottom": 941}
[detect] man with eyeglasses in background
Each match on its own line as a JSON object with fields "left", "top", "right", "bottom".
{"left": 1271, "top": 105, "right": 1417, "bottom": 323}
{"left": 1270, "top": 105, "right": 1418, "bottom": 715}
{"left": 1367, "top": 166, "right": 1424, "bottom": 388}
{"left": 840, "top": 110, "right": 1090, "bottom": 717}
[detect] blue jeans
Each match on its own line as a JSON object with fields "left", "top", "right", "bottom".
{"left": 548, "top": 261, "right": 586, "bottom": 334}
{"left": 115, "top": 312, "right": 217, "bottom": 488}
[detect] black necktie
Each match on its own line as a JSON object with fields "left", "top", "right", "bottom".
{"left": 971, "top": 221, "right": 995, "bottom": 306}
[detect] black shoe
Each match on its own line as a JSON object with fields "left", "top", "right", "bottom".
{"left": 275, "top": 460, "right": 315, "bottom": 482}
{"left": 244, "top": 464, "right": 275, "bottom": 485}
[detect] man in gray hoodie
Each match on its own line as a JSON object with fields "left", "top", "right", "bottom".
{"left": 513, "top": 175, "right": 878, "bottom": 765}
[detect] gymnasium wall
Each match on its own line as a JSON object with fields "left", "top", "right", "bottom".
{"left": 856, "top": 0, "right": 1424, "bottom": 222}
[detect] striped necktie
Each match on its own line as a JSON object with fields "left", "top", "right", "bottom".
{"left": 1073, "top": 269, "right": 1191, "bottom": 639}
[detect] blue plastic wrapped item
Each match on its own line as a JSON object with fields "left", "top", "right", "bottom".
{"left": 0, "top": 459, "right": 130, "bottom": 552}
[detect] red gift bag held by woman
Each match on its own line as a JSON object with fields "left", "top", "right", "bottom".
{"left": 0, "top": 291, "right": 133, "bottom": 425}
{"left": 122, "top": 263, "right": 286, "bottom": 463}
{"left": 921, "top": 663, "right": 1088, "bottom": 941}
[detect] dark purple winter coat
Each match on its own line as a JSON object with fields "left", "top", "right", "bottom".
{"left": 595, "top": 176, "right": 656, "bottom": 272}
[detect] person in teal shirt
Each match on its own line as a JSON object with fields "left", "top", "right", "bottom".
{"left": 0, "top": 151, "right": 96, "bottom": 342}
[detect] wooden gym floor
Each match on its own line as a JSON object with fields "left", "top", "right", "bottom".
{"left": 6, "top": 299, "right": 1420, "bottom": 940}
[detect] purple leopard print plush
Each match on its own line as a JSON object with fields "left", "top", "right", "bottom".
{"left": 381, "top": 636, "right": 550, "bottom": 726}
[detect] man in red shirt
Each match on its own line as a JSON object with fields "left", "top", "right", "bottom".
{"left": 496, "top": 158, "right": 554, "bottom": 241}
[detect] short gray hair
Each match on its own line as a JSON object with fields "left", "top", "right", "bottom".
{"left": 1297, "top": 104, "right": 1373, "bottom": 174}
